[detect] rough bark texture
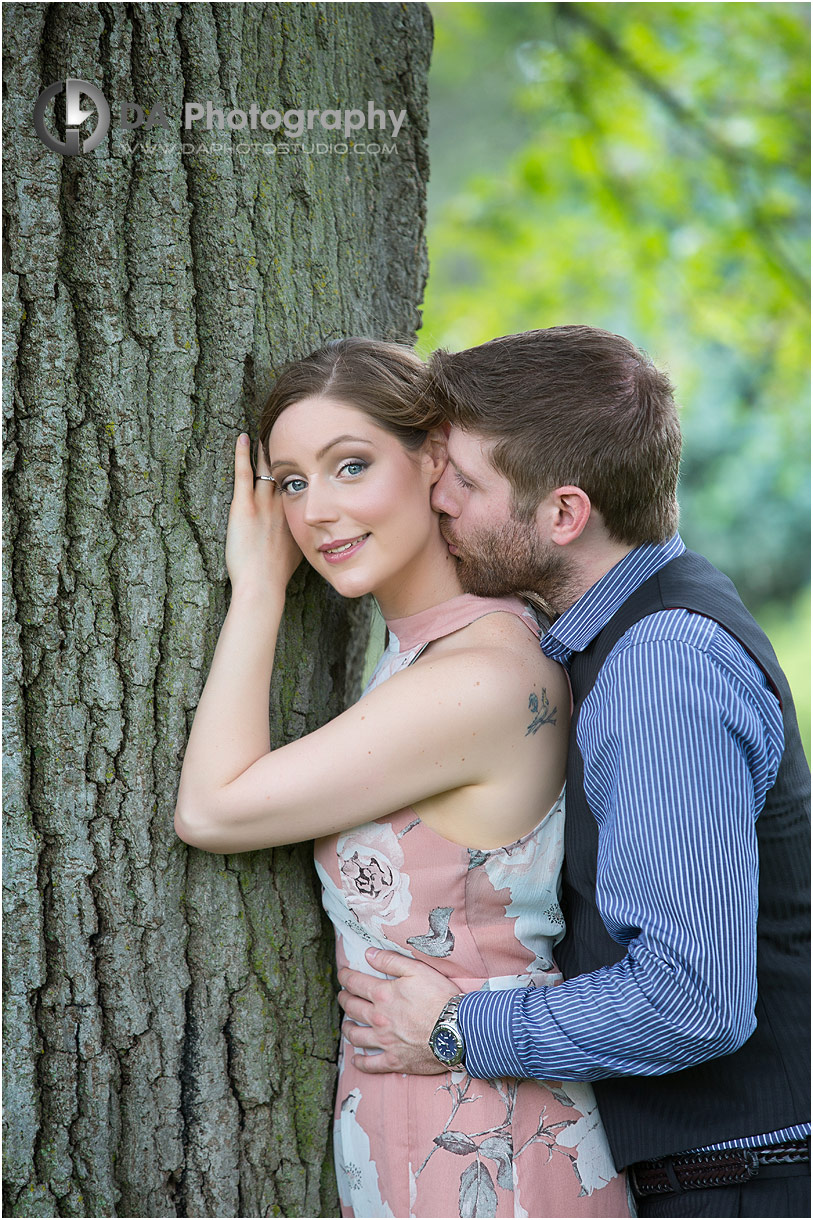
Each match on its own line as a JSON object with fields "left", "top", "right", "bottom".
{"left": 2, "top": 4, "right": 431, "bottom": 1216}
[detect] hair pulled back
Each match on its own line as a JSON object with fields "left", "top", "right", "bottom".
{"left": 258, "top": 337, "right": 442, "bottom": 455}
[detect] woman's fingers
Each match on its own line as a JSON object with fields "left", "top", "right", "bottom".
{"left": 253, "top": 437, "right": 274, "bottom": 482}
{"left": 233, "top": 433, "right": 275, "bottom": 503}
{"left": 231, "top": 432, "right": 256, "bottom": 507}
{"left": 226, "top": 430, "right": 303, "bottom": 590}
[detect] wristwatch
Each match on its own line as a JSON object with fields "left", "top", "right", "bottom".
{"left": 428, "top": 995, "right": 466, "bottom": 1067}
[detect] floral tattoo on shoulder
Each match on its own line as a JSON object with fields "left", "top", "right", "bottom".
{"left": 525, "top": 688, "right": 557, "bottom": 735}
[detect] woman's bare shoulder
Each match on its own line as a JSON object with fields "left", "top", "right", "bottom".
{"left": 415, "top": 607, "right": 569, "bottom": 712}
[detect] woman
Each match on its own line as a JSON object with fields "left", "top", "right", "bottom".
{"left": 175, "top": 338, "right": 631, "bottom": 1218}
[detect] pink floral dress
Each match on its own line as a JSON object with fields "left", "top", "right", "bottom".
{"left": 314, "top": 594, "right": 632, "bottom": 1219}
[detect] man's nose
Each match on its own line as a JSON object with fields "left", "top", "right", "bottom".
{"left": 431, "top": 468, "right": 459, "bottom": 516}
{"left": 302, "top": 477, "right": 339, "bottom": 525}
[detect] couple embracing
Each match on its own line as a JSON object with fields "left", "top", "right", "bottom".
{"left": 175, "top": 326, "right": 810, "bottom": 1219}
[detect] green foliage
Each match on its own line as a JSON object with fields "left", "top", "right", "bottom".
{"left": 758, "top": 586, "right": 811, "bottom": 762}
{"left": 422, "top": 2, "right": 810, "bottom": 608}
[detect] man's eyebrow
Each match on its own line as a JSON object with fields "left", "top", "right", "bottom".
{"left": 269, "top": 434, "right": 374, "bottom": 473}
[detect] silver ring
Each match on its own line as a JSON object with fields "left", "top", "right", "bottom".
{"left": 255, "top": 474, "right": 276, "bottom": 483}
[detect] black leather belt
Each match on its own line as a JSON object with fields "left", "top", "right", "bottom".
{"left": 629, "top": 1138, "right": 810, "bottom": 1198}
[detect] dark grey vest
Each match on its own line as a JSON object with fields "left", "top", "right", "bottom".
{"left": 556, "top": 550, "right": 810, "bottom": 1168}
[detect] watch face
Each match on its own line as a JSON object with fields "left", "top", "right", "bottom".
{"left": 431, "top": 1024, "right": 464, "bottom": 1065}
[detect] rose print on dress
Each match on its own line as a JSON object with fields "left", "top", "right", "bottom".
{"left": 337, "top": 822, "right": 412, "bottom": 937}
{"left": 314, "top": 857, "right": 414, "bottom": 974}
{"left": 344, "top": 853, "right": 391, "bottom": 899}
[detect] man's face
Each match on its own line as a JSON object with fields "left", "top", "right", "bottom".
{"left": 431, "top": 428, "right": 569, "bottom": 603}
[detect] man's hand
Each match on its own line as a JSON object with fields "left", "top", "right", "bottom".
{"left": 337, "top": 948, "right": 460, "bottom": 1075}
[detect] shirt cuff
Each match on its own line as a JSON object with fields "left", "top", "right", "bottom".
{"left": 458, "top": 988, "right": 529, "bottom": 1079}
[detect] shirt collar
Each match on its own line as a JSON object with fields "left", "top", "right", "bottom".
{"left": 541, "top": 534, "right": 686, "bottom": 666}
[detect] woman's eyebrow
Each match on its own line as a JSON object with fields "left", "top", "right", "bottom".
{"left": 315, "top": 434, "right": 374, "bottom": 460}
{"left": 269, "top": 435, "right": 374, "bottom": 473}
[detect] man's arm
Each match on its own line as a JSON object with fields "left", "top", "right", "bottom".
{"left": 340, "top": 617, "right": 784, "bottom": 1079}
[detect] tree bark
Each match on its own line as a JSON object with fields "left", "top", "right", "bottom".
{"left": 2, "top": 4, "right": 431, "bottom": 1216}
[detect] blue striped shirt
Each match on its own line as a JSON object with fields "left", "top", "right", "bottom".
{"left": 458, "top": 534, "right": 809, "bottom": 1151}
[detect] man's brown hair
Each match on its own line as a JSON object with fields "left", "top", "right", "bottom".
{"left": 428, "top": 325, "right": 682, "bottom": 545}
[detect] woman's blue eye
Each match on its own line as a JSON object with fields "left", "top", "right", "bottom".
{"left": 339, "top": 460, "right": 367, "bottom": 477}
{"left": 281, "top": 477, "right": 307, "bottom": 495}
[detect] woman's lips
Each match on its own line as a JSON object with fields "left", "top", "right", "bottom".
{"left": 319, "top": 533, "right": 371, "bottom": 563}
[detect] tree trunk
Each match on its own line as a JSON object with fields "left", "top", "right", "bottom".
{"left": 2, "top": 4, "right": 431, "bottom": 1216}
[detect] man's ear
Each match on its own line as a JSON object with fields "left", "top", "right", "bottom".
{"left": 538, "top": 485, "right": 592, "bottom": 546}
{"left": 423, "top": 428, "right": 448, "bottom": 485}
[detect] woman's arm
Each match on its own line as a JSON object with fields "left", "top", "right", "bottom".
{"left": 174, "top": 435, "right": 302, "bottom": 834}
{"left": 175, "top": 638, "right": 547, "bottom": 853}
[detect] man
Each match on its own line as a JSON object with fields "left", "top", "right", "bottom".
{"left": 337, "top": 326, "right": 810, "bottom": 1217}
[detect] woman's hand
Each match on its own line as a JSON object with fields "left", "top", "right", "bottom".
{"left": 225, "top": 434, "right": 303, "bottom": 597}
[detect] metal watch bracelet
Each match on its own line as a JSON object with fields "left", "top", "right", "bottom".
{"left": 428, "top": 994, "right": 466, "bottom": 1067}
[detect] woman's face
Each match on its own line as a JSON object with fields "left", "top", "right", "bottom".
{"left": 268, "top": 396, "right": 445, "bottom": 603}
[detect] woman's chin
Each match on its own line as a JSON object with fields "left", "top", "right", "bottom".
{"left": 320, "top": 566, "right": 376, "bottom": 600}
{"left": 300, "top": 551, "right": 376, "bottom": 600}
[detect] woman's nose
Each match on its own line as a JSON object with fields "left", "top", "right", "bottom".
{"left": 302, "top": 477, "right": 339, "bottom": 525}
{"left": 430, "top": 467, "right": 459, "bottom": 517}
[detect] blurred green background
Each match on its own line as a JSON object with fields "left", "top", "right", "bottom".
{"left": 419, "top": 1, "right": 810, "bottom": 755}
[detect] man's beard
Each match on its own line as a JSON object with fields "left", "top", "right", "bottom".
{"left": 440, "top": 514, "right": 570, "bottom": 611}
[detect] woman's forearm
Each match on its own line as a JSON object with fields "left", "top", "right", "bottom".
{"left": 175, "top": 583, "right": 285, "bottom": 835}
{"left": 175, "top": 433, "right": 303, "bottom": 847}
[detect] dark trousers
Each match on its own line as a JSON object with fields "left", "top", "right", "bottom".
{"left": 636, "top": 1164, "right": 810, "bottom": 1218}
